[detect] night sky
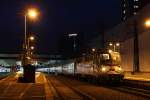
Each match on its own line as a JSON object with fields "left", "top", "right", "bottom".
{"left": 0, "top": 0, "right": 121, "bottom": 54}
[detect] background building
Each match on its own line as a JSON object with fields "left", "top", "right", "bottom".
{"left": 121, "top": 0, "right": 150, "bottom": 21}
{"left": 59, "top": 33, "right": 84, "bottom": 58}
{"left": 103, "top": 3, "right": 150, "bottom": 72}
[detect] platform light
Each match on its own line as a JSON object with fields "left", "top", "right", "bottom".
{"left": 116, "top": 43, "right": 120, "bottom": 46}
{"left": 27, "top": 8, "right": 38, "bottom": 19}
{"left": 31, "top": 46, "right": 34, "bottom": 50}
{"left": 102, "top": 67, "right": 106, "bottom": 72}
{"left": 118, "top": 67, "right": 122, "bottom": 71}
{"left": 29, "top": 36, "right": 35, "bottom": 41}
{"left": 108, "top": 49, "right": 112, "bottom": 53}
{"left": 92, "top": 48, "right": 96, "bottom": 52}
{"left": 145, "top": 19, "right": 150, "bottom": 27}
{"left": 109, "top": 43, "right": 113, "bottom": 46}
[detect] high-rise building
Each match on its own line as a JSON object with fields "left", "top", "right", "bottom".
{"left": 121, "top": 0, "right": 150, "bottom": 21}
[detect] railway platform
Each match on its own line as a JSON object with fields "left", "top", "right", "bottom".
{"left": 124, "top": 72, "right": 150, "bottom": 81}
{"left": 0, "top": 72, "right": 149, "bottom": 100}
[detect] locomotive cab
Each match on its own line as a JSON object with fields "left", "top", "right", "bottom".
{"left": 98, "top": 51, "right": 124, "bottom": 81}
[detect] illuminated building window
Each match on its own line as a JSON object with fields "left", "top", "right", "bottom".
{"left": 123, "top": 10, "right": 126, "bottom": 14}
{"left": 123, "top": 4, "right": 126, "bottom": 7}
{"left": 123, "top": 17, "right": 126, "bottom": 20}
{"left": 134, "top": 12, "right": 137, "bottom": 15}
{"left": 121, "top": 0, "right": 150, "bottom": 21}
{"left": 134, "top": 5, "right": 139, "bottom": 9}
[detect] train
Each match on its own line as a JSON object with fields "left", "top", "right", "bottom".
{"left": 49, "top": 50, "right": 124, "bottom": 83}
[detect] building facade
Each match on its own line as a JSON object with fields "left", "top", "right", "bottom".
{"left": 103, "top": 3, "right": 150, "bottom": 72}
{"left": 59, "top": 33, "right": 84, "bottom": 58}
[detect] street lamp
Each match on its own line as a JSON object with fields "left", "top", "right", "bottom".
{"left": 145, "top": 19, "right": 150, "bottom": 27}
{"left": 108, "top": 49, "right": 112, "bottom": 53}
{"left": 23, "top": 8, "right": 38, "bottom": 65}
{"left": 92, "top": 48, "right": 96, "bottom": 52}
{"left": 109, "top": 43, "right": 113, "bottom": 46}
{"left": 30, "top": 46, "right": 34, "bottom": 50}
{"left": 22, "top": 8, "right": 39, "bottom": 83}
{"left": 131, "top": 17, "right": 150, "bottom": 73}
{"left": 29, "top": 36, "right": 35, "bottom": 41}
{"left": 116, "top": 43, "right": 120, "bottom": 47}
{"left": 27, "top": 36, "right": 35, "bottom": 60}
{"left": 109, "top": 42, "right": 120, "bottom": 52}
{"left": 27, "top": 36, "right": 35, "bottom": 48}
{"left": 24, "top": 8, "right": 38, "bottom": 49}
{"left": 91, "top": 48, "right": 96, "bottom": 73}
{"left": 27, "top": 9, "right": 38, "bottom": 19}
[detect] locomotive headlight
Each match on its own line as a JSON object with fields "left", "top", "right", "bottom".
{"left": 118, "top": 68, "right": 122, "bottom": 71}
{"left": 102, "top": 67, "right": 106, "bottom": 72}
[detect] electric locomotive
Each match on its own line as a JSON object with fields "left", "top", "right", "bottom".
{"left": 75, "top": 49, "right": 124, "bottom": 82}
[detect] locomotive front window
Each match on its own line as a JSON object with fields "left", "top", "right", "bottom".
{"left": 100, "top": 54, "right": 110, "bottom": 60}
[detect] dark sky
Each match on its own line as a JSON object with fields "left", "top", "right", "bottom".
{"left": 0, "top": 0, "right": 121, "bottom": 54}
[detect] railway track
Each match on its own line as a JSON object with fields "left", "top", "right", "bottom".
{"left": 123, "top": 79, "right": 150, "bottom": 90}
{"left": 109, "top": 85, "right": 150, "bottom": 99}
{"left": 0, "top": 72, "right": 14, "bottom": 81}
{"left": 46, "top": 75, "right": 149, "bottom": 100}
{"left": 112, "top": 79, "right": 150, "bottom": 99}
{"left": 46, "top": 75, "right": 96, "bottom": 100}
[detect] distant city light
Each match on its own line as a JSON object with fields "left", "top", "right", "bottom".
{"left": 116, "top": 43, "right": 120, "bottom": 46}
{"left": 68, "top": 33, "right": 78, "bottom": 37}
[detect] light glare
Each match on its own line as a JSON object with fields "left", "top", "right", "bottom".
{"left": 92, "top": 48, "right": 96, "bottom": 52}
{"left": 116, "top": 43, "right": 120, "bottom": 46}
{"left": 109, "top": 43, "right": 113, "bottom": 46}
{"left": 27, "top": 9, "right": 38, "bottom": 19}
{"left": 102, "top": 67, "right": 106, "bottom": 72}
{"left": 108, "top": 49, "right": 112, "bottom": 53}
{"left": 31, "top": 46, "right": 34, "bottom": 50}
{"left": 145, "top": 19, "right": 150, "bottom": 27}
{"left": 29, "top": 36, "right": 35, "bottom": 41}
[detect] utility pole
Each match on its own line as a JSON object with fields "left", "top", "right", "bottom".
{"left": 133, "top": 17, "right": 139, "bottom": 72}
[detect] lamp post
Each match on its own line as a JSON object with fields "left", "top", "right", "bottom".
{"left": 24, "top": 9, "right": 38, "bottom": 50}
{"left": 132, "top": 17, "right": 150, "bottom": 73}
{"left": 23, "top": 8, "right": 38, "bottom": 66}
{"left": 92, "top": 48, "right": 96, "bottom": 63}
{"left": 22, "top": 8, "right": 39, "bottom": 83}
{"left": 92, "top": 48, "right": 96, "bottom": 73}
{"left": 133, "top": 17, "right": 139, "bottom": 73}
{"left": 26, "top": 36, "right": 35, "bottom": 63}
